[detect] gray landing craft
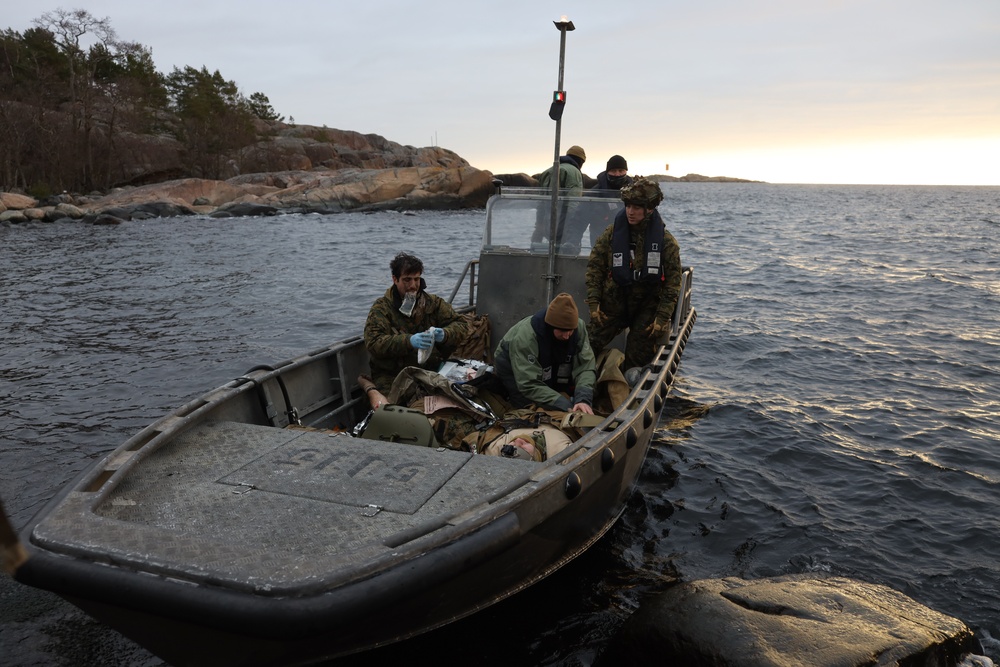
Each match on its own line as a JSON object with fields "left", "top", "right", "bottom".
{"left": 6, "top": 184, "right": 696, "bottom": 666}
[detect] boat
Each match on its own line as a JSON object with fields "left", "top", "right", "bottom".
{"left": 5, "top": 181, "right": 695, "bottom": 665}
{"left": 3, "top": 21, "right": 696, "bottom": 667}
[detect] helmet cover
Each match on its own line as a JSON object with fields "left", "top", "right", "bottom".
{"left": 620, "top": 176, "right": 663, "bottom": 209}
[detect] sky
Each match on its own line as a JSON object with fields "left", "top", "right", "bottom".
{"left": 5, "top": 0, "right": 1000, "bottom": 185}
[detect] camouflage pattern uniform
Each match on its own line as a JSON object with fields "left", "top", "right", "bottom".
{"left": 585, "top": 208, "right": 681, "bottom": 369}
{"left": 364, "top": 282, "right": 468, "bottom": 391}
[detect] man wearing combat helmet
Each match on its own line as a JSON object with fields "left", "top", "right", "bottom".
{"left": 584, "top": 177, "right": 682, "bottom": 371}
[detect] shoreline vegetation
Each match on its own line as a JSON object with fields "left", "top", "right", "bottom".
{"left": 1, "top": 9, "right": 757, "bottom": 224}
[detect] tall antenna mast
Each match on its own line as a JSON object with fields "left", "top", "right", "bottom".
{"left": 545, "top": 15, "right": 575, "bottom": 303}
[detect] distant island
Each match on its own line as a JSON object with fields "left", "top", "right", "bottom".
{"left": 643, "top": 174, "right": 762, "bottom": 183}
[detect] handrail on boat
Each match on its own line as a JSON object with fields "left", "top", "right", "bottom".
{"left": 240, "top": 339, "right": 372, "bottom": 429}
{"left": 671, "top": 267, "right": 695, "bottom": 341}
{"left": 446, "top": 259, "right": 479, "bottom": 309}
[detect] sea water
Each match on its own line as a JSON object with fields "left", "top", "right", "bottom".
{"left": 1, "top": 184, "right": 998, "bottom": 665}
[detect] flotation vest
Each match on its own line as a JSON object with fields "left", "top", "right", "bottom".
{"left": 610, "top": 209, "right": 665, "bottom": 286}
{"left": 529, "top": 310, "right": 578, "bottom": 392}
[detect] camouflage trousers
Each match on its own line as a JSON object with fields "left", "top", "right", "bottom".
{"left": 587, "top": 304, "right": 664, "bottom": 370}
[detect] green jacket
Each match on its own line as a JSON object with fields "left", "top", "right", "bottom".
{"left": 538, "top": 158, "right": 584, "bottom": 195}
{"left": 363, "top": 284, "right": 468, "bottom": 390}
{"left": 494, "top": 311, "right": 596, "bottom": 411}
{"left": 585, "top": 211, "right": 682, "bottom": 323}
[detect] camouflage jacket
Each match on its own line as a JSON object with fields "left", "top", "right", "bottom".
{"left": 363, "top": 285, "right": 468, "bottom": 390}
{"left": 585, "top": 210, "right": 682, "bottom": 322}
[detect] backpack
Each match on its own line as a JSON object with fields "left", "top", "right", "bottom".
{"left": 451, "top": 313, "right": 493, "bottom": 363}
{"left": 386, "top": 366, "right": 497, "bottom": 450}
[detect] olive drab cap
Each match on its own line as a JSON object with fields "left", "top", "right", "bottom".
{"left": 620, "top": 176, "right": 664, "bottom": 209}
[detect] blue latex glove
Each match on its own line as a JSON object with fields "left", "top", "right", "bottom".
{"left": 410, "top": 331, "right": 434, "bottom": 350}
{"left": 431, "top": 327, "right": 445, "bottom": 343}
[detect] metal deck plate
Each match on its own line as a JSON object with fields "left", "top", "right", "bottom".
{"left": 219, "top": 430, "right": 469, "bottom": 514}
{"left": 30, "top": 420, "right": 540, "bottom": 588}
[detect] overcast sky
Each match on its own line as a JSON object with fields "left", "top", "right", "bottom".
{"left": 7, "top": 1, "right": 999, "bottom": 184}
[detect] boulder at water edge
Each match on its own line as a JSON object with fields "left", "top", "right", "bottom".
{"left": 598, "top": 575, "right": 983, "bottom": 667}
{"left": 0, "top": 192, "right": 37, "bottom": 210}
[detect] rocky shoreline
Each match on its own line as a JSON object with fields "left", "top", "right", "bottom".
{"left": 0, "top": 120, "right": 760, "bottom": 224}
{"left": 0, "top": 169, "right": 759, "bottom": 224}
{"left": 0, "top": 166, "right": 497, "bottom": 225}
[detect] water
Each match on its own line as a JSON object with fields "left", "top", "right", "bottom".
{"left": 2, "top": 184, "right": 999, "bottom": 665}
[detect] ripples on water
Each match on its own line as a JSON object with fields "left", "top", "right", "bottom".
{"left": 660, "top": 185, "right": 1000, "bottom": 653}
{"left": 2, "top": 185, "right": 999, "bottom": 665}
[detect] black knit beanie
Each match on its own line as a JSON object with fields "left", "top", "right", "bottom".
{"left": 606, "top": 155, "right": 628, "bottom": 171}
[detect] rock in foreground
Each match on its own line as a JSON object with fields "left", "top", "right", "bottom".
{"left": 600, "top": 575, "right": 983, "bottom": 667}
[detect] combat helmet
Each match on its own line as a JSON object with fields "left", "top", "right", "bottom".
{"left": 620, "top": 176, "right": 664, "bottom": 209}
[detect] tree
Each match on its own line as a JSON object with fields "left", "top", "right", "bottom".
{"left": 32, "top": 8, "right": 119, "bottom": 190}
{"left": 93, "top": 41, "right": 170, "bottom": 186}
{"left": 165, "top": 65, "right": 256, "bottom": 179}
{"left": 248, "top": 91, "right": 283, "bottom": 122}
{"left": 0, "top": 27, "right": 71, "bottom": 191}
{"left": 0, "top": 10, "right": 300, "bottom": 193}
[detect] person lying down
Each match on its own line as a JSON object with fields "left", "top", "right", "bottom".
{"left": 356, "top": 366, "right": 610, "bottom": 462}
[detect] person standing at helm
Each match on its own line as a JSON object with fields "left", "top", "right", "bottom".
{"left": 494, "top": 293, "right": 596, "bottom": 414}
{"left": 532, "top": 145, "right": 586, "bottom": 244}
{"left": 364, "top": 252, "right": 468, "bottom": 402}
{"left": 585, "top": 177, "right": 682, "bottom": 370}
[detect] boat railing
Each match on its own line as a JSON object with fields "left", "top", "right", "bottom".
{"left": 446, "top": 259, "right": 479, "bottom": 311}
{"left": 671, "top": 267, "right": 695, "bottom": 340}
